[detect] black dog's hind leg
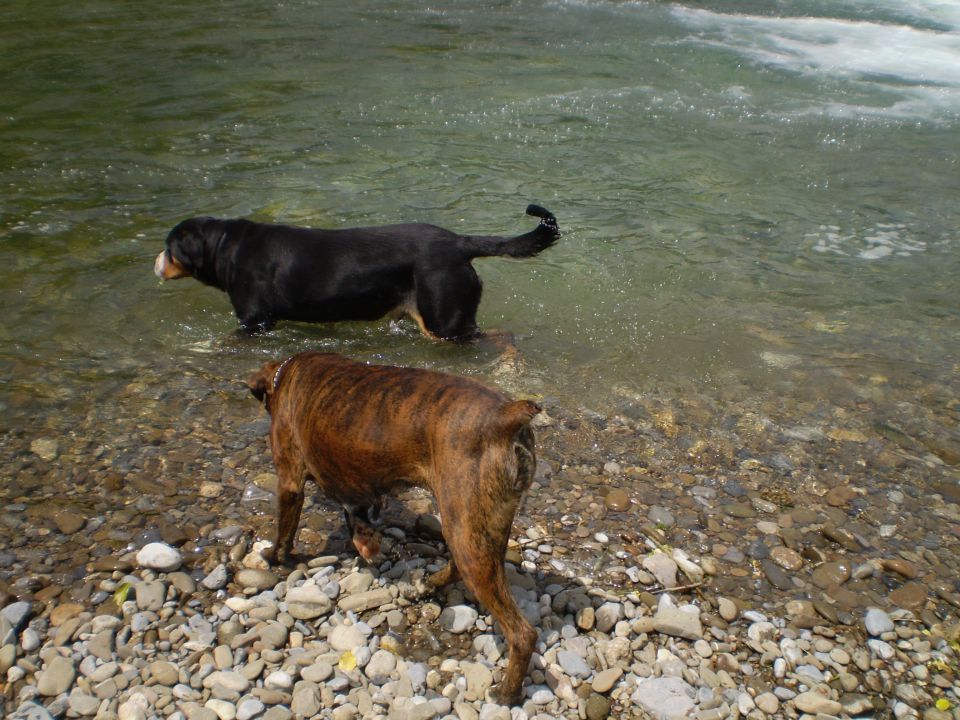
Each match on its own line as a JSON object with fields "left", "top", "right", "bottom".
{"left": 414, "top": 264, "right": 483, "bottom": 341}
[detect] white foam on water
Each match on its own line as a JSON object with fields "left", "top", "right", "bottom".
{"left": 808, "top": 223, "right": 927, "bottom": 260}
{"left": 671, "top": 4, "right": 960, "bottom": 119}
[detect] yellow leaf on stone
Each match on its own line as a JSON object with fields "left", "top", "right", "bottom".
{"left": 380, "top": 635, "right": 401, "bottom": 654}
{"left": 936, "top": 699, "right": 952, "bottom": 712}
{"left": 114, "top": 582, "right": 132, "bottom": 608}
{"left": 338, "top": 650, "right": 357, "bottom": 671}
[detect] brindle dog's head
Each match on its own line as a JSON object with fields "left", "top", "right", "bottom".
{"left": 246, "top": 359, "right": 285, "bottom": 413}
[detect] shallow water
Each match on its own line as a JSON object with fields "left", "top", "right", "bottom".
{"left": 1, "top": 0, "right": 958, "bottom": 478}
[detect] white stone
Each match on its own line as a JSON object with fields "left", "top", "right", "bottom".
{"left": 135, "top": 543, "right": 182, "bottom": 572}
{"left": 439, "top": 605, "right": 479, "bottom": 634}
{"left": 205, "top": 698, "right": 237, "bottom": 720}
{"left": 329, "top": 624, "right": 365, "bottom": 652}
{"left": 631, "top": 677, "right": 696, "bottom": 720}
{"left": 365, "top": 649, "right": 397, "bottom": 681}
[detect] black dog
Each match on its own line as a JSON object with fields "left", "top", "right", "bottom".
{"left": 155, "top": 205, "right": 559, "bottom": 339}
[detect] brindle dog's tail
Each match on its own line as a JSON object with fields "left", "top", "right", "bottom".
{"left": 462, "top": 205, "right": 560, "bottom": 259}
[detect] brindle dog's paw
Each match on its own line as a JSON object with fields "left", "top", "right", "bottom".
{"left": 492, "top": 683, "right": 523, "bottom": 707}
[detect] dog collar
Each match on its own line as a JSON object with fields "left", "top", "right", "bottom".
{"left": 272, "top": 356, "right": 294, "bottom": 392}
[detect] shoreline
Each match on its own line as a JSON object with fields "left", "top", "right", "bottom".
{"left": 1, "top": 383, "right": 960, "bottom": 718}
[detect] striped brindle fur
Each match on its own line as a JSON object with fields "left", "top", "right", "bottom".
{"left": 246, "top": 351, "right": 540, "bottom": 704}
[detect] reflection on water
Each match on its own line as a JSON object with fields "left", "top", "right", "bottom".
{"left": 0, "top": 0, "right": 958, "bottom": 479}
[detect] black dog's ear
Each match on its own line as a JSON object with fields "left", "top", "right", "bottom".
{"left": 167, "top": 216, "right": 218, "bottom": 279}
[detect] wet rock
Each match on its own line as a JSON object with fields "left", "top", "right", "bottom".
{"left": 760, "top": 560, "right": 793, "bottom": 590}
{"left": 30, "top": 438, "right": 59, "bottom": 461}
{"left": 889, "top": 582, "right": 927, "bottom": 611}
{"left": 881, "top": 558, "right": 919, "bottom": 579}
{"left": 642, "top": 552, "right": 678, "bottom": 588}
{"left": 770, "top": 546, "right": 803, "bottom": 570}
{"left": 604, "top": 489, "right": 631, "bottom": 512}
{"left": 811, "top": 561, "right": 851, "bottom": 588}
{"left": 53, "top": 511, "right": 85, "bottom": 534}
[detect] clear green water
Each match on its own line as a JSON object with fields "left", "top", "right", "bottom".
{"left": 2, "top": 0, "right": 959, "bottom": 431}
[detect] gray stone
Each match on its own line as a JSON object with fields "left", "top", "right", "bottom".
{"left": 653, "top": 606, "right": 703, "bottom": 640}
{"left": 68, "top": 694, "right": 101, "bottom": 716}
{"left": 301, "top": 660, "right": 334, "bottom": 683}
{"left": 388, "top": 696, "right": 439, "bottom": 720}
{"left": 1, "top": 601, "right": 32, "bottom": 631}
{"left": 340, "top": 572, "right": 375, "bottom": 595}
{"left": 203, "top": 671, "right": 250, "bottom": 694}
{"left": 793, "top": 690, "right": 842, "bottom": 715}
{"left": 631, "top": 677, "right": 696, "bottom": 720}
{"left": 864, "top": 607, "right": 894, "bottom": 636}
{"left": 642, "top": 553, "right": 678, "bottom": 588}
{"left": 10, "top": 701, "right": 57, "bottom": 720}
{"left": 594, "top": 602, "right": 623, "bottom": 633}
{"left": 236, "top": 698, "right": 265, "bottom": 720}
{"left": 234, "top": 569, "right": 278, "bottom": 591}
{"left": 135, "top": 580, "right": 166, "bottom": 612}
{"left": 38, "top": 655, "right": 76, "bottom": 696}
{"left": 557, "top": 649, "right": 591, "bottom": 679}
{"left": 365, "top": 649, "right": 397, "bottom": 681}
{"left": 150, "top": 660, "right": 179, "bottom": 686}
{"left": 202, "top": 564, "right": 229, "bottom": 591}
{"left": 337, "top": 587, "right": 393, "bottom": 613}
{"left": 461, "top": 662, "right": 494, "bottom": 701}
{"left": 284, "top": 585, "right": 332, "bottom": 620}
{"left": 291, "top": 682, "right": 321, "bottom": 718}
{"left": 439, "top": 605, "right": 478, "bottom": 634}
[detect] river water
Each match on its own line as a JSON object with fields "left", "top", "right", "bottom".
{"left": 2, "top": 0, "right": 959, "bottom": 486}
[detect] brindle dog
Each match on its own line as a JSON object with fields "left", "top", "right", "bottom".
{"left": 247, "top": 351, "right": 541, "bottom": 704}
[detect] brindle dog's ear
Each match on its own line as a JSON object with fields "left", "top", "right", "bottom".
{"left": 246, "top": 370, "right": 269, "bottom": 403}
{"left": 247, "top": 361, "right": 282, "bottom": 405}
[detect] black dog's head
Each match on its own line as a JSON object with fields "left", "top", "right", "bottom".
{"left": 154, "top": 217, "right": 223, "bottom": 285}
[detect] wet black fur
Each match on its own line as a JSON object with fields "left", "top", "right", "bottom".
{"left": 163, "top": 204, "right": 559, "bottom": 337}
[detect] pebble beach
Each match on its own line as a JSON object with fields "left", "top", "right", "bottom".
{"left": 1, "top": 356, "right": 959, "bottom": 720}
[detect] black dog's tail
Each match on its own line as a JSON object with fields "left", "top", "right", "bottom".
{"left": 462, "top": 204, "right": 560, "bottom": 259}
